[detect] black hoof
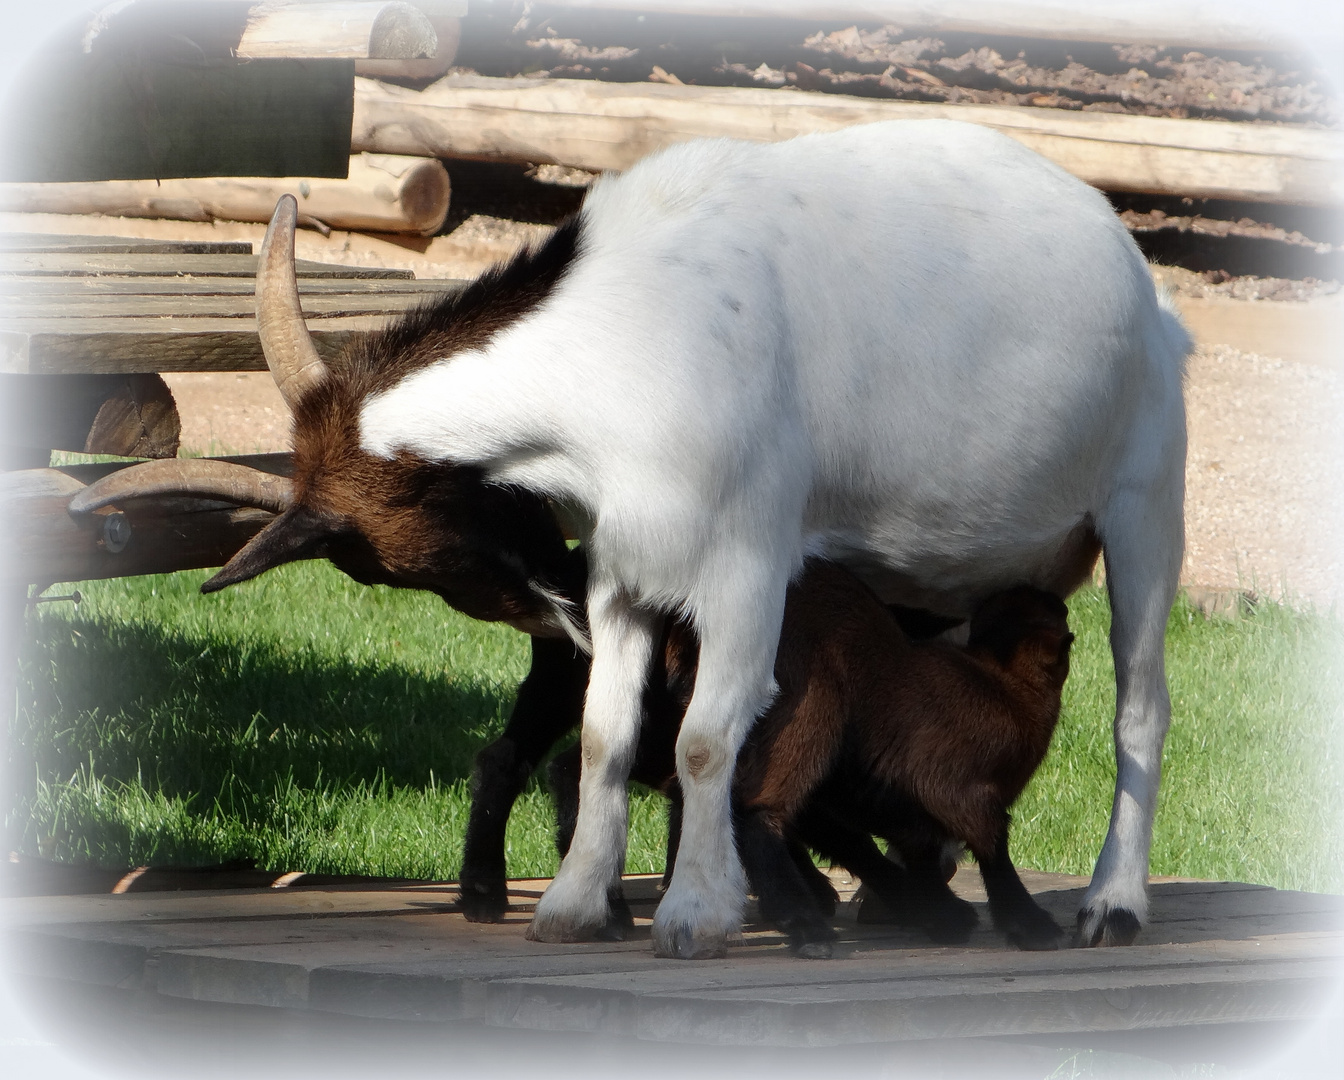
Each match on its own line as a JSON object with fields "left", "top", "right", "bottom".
{"left": 1074, "top": 905, "right": 1142, "bottom": 948}
{"left": 922, "top": 897, "right": 978, "bottom": 945}
{"left": 458, "top": 878, "right": 509, "bottom": 923}
{"left": 1000, "top": 909, "right": 1064, "bottom": 951}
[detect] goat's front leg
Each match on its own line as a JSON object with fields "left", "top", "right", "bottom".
{"left": 652, "top": 568, "right": 786, "bottom": 959}
{"left": 460, "top": 636, "right": 588, "bottom": 922}
{"left": 528, "top": 584, "right": 658, "bottom": 943}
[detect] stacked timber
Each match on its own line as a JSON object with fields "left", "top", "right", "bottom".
{"left": 351, "top": 75, "right": 1344, "bottom": 207}
{"left": 0, "top": 154, "right": 452, "bottom": 237}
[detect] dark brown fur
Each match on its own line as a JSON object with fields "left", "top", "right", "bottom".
{"left": 561, "top": 562, "right": 1073, "bottom": 955}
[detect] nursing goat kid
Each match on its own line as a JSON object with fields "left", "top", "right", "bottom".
{"left": 192, "top": 120, "right": 1187, "bottom": 958}
{"left": 551, "top": 565, "right": 1073, "bottom": 958}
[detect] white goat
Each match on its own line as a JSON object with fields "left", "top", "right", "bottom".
{"left": 359, "top": 119, "right": 1188, "bottom": 956}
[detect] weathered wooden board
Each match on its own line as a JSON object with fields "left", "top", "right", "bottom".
{"left": 0, "top": 253, "right": 413, "bottom": 279}
{"left": 5, "top": 293, "right": 434, "bottom": 320}
{"left": 352, "top": 75, "right": 1344, "bottom": 206}
{"left": 0, "top": 317, "right": 378, "bottom": 376}
{"left": 0, "top": 235, "right": 254, "bottom": 256}
{"left": 0, "top": 275, "right": 448, "bottom": 297}
{"left": 3, "top": 869, "right": 1340, "bottom": 1047}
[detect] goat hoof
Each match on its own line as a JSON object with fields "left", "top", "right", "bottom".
{"left": 923, "top": 898, "right": 978, "bottom": 945}
{"left": 458, "top": 879, "right": 508, "bottom": 923}
{"left": 1074, "top": 904, "right": 1142, "bottom": 948}
{"left": 1004, "top": 914, "right": 1064, "bottom": 951}
{"left": 652, "top": 924, "right": 729, "bottom": 960}
{"left": 793, "top": 939, "right": 835, "bottom": 960}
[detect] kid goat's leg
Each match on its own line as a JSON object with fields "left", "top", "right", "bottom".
{"left": 652, "top": 562, "right": 788, "bottom": 959}
{"left": 528, "top": 583, "right": 659, "bottom": 942}
{"left": 1080, "top": 462, "right": 1184, "bottom": 947}
{"left": 461, "top": 637, "right": 588, "bottom": 922}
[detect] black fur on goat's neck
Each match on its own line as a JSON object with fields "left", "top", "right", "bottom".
{"left": 329, "top": 215, "right": 583, "bottom": 400}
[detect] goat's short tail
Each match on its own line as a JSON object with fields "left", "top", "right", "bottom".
{"left": 1153, "top": 285, "right": 1195, "bottom": 382}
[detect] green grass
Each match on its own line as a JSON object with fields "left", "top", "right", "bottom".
{"left": 8, "top": 563, "right": 1342, "bottom": 892}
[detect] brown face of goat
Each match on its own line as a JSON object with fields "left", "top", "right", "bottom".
{"left": 200, "top": 195, "right": 583, "bottom": 638}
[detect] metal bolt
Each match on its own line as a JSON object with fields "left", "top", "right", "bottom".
{"left": 102, "top": 513, "right": 131, "bottom": 553}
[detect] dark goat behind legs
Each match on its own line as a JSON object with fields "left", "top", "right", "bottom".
{"left": 543, "top": 563, "right": 1071, "bottom": 956}
{"left": 732, "top": 564, "right": 1073, "bottom": 954}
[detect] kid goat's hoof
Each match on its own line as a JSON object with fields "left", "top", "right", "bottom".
{"left": 1073, "top": 904, "right": 1142, "bottom": 948}
{"left": 458, "top": 881, "right": 509, "bottom": 923}
{"left": 1001, "top": 911, "right": 1064, "bottom": 951}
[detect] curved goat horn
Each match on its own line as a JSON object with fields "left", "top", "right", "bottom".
{"left": 68, "top": 459, "right": 294, "bottom": 516}
{"left": 257, "top": 194, "right": 327, "bottom": 409}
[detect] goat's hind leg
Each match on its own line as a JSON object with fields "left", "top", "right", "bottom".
{"left": 528, "top": 584, "right": 659, "bottom": 943}
{"left": 737, "top": 808, "right": 837, "bottom": 958}
{"left": 1080, "top": 450, "right": 1184, "bottom": 947}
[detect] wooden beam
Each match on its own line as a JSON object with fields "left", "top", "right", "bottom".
{"left": 0, "top": 455, "right": 291, "bottom": 585}
{"left": 0, "top": 253, "right": 413, "bottom": 278}
{"left": 0, "top": 374, "right": 181, "bottom": 458}
{"left": 351, "top": 75, "right": 1344, "bottom": 206}
{"left": 0, "top": 235, "right": 253, "bottom": 256}
{"left": 0, "top": 316, "right": 379, "bottom": 376}
{"left": 0, "top": 155, "right": 452, "bottom": 237}
{"left": 238, "top": 2, "right": 438, "bottom": 60}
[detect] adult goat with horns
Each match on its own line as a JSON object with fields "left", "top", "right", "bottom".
{"left": 151, "top": 122, "right": 1194, "bottom": 957}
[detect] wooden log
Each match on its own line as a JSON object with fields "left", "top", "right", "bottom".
{"left": 539, "top": 1, "right": 1307, "bottom": 53}
{"left": 351, "top": 76, "right": 1344, "bottom": 206}
{"left": 0, "top": 374, "right": 182, "bottom": 458}
{"left": 0, "top": 155, "right": 452, "bottom": 237}
{"left": 355, "top": 5, "right": 463, "bottom": 82}
{"left": 0, "top": 456, "right": 291, "bottom": 585}
{"left": 237, "top": 2, "right": 438, "bottom": 60}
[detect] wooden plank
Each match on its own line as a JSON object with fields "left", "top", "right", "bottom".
{"left": 5, "top": 292, "right": 436, "bottom": 320}
{"left": 0, "top": 276, "right": 448, "bottom": 297}
{"left": 0, "top": 155, "right": 453, "bottom": 237}
{"left": 1174, "top": 295, "right": 1344, "bottom": 369}
{"left": 4, "top": 871, "right": 1340, "bottom": 1047}
{"left": 0, "top": 317, "right": 387, "bottom": 376}
{"left": 0, "top": 253, "right": 413, "bottom": 279}
{"left": 0, "top": 234, "right": 254, "bottom": 256}
{"left": 351, "top": 75, "right": 1344, "bottom": 206}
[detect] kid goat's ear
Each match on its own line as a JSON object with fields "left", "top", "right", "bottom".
{"left": 201, "top": 505, "right": 345, "bottom": 593}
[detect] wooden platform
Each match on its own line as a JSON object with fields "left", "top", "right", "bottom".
{"left": 0, "top": 239, "right": 462, "bottom": 376}
{"left": 5, "top": 867, "right": 1340, "bottom": 1051}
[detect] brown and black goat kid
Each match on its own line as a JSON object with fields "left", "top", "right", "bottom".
{"left": 552, "top": 563, "right": 1074, "bottom": 957}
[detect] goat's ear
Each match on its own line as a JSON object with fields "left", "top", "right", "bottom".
{"left": 201, "top": 505, "right": 344, "bottom": 593}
